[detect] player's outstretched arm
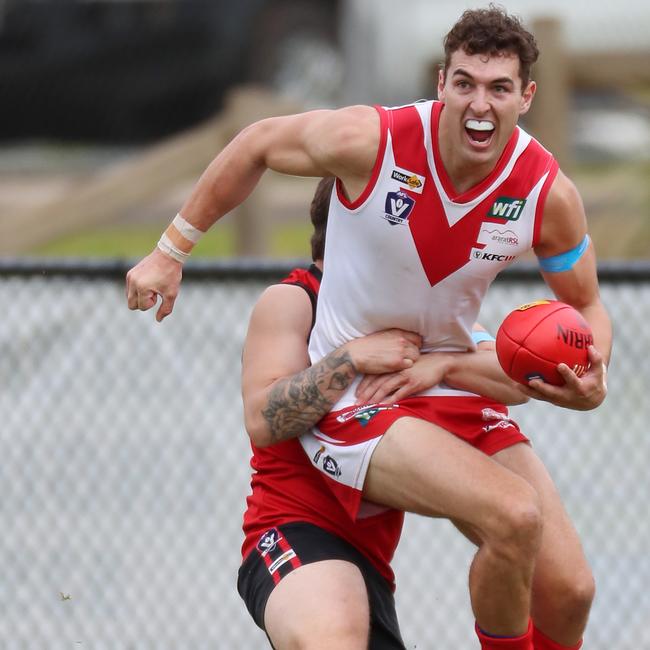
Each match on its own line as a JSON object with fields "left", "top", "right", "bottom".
{"left": 530, "top": 170, "right": 612, "bottom": 410}
{"left": 126, "top": 106, "right": 379, "bottom": 321}
{"left": 242, "top": 284, "right": 421, "bottom": 447}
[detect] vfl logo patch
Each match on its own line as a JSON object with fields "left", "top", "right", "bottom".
{"left": 257, "top": 528, "right": 282, "bottom": 556}
{"left": 391, "top": 167, "right": 425, "bottom": 193}
{"left": 383, "top": 191, "right": 415, "bottom": 225}
{"left": 488, "top": 197, "right": 527, "bottom": 221}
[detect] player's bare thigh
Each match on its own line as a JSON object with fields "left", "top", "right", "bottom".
{"left": 264, "top": 559, "right": 370, "bottom": 650}
{"left": 363, "top": 416, "right": 541, "bottom": 536}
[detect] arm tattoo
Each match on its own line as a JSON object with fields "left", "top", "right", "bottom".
{"left": 261, "top": 349, "right": 357, "bottom": 443}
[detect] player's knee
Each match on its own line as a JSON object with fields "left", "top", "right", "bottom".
{"left": 565, "top": 571, "right": 596, "bottom": 622}
{"left": 546, "top": 568, "right": 595, "bottom": 624}
{"left": 490, "top": 486, "right": 543, "bottom": 560}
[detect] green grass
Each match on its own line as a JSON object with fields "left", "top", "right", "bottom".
{"left": 34, "top": 222, "right": 314, "bottom": 259}
{"left": 28, "top": 160, "right": 650, "bottom": 260}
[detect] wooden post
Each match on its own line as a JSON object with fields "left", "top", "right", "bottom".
{"left": 0, "top": 85, "right": 303, "bottom": 256}
{"left": 526, "top": 17, "right": 571, "bottom": 171}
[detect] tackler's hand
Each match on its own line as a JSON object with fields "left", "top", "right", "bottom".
{"left": 355, "top": 352, "right": 454, "bottom": 405}
{"left": 344, "top": 329, "right": 422, "bottom": 376}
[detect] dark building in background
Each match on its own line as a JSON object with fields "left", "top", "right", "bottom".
{"left": 0, "top": 0, "right": 340, "bottom": 143}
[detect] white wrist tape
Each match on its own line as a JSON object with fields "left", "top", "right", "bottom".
{"left": 157, "top": 232, "right": 190, "bottom": 263}
{"left": 172, "top": 213, "right": 204, "bottom": 244}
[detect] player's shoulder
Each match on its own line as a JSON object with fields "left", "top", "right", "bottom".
{"left": 246, "top": 282, "right": 314, "bottom": 347}
{"left": 545, "top": 170, "right": 582, "bottom": 212}
{"left": 536, "top": 170, "right": 587, "bottom": 256}
{"left": 332, "top": 103, "right": 378, "bottom": 121}
{"left": 319, "top": 104, "right": 379, "bottom": 140}
{"left": 252, "top": 281, "right": 313, "bottom": 328}
{"left": 257, "top": 281, "right": 313, "bottom": 309}
{"left": 308, "top": 104, "right": 377, "bottom": 137}
{"left": 311, "top": 105, "right": 381, "bottom": 179}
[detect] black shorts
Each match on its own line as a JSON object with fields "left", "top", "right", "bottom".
{"left": 237, "top": 522, "right": 405, "bottom": 649}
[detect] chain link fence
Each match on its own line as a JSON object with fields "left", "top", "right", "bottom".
{"left": 1, "top": 259, "right": 649, "bottom": 649}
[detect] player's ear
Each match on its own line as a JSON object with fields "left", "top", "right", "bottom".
{"left": 437, "top": 67, "right": 446, "bottom": 100}
{"left": 519, "top": 80, "right": 536, "bottom": 115}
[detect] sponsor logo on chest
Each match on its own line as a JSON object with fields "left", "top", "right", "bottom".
{"left": 390, "top": 166, "right": 425, "bottom": 193}
{"left": 488, "top": 197, "right": 527, "bottom": 221}
{"left": 471, "top": 250, "right": 516, "bottom": 263}
{"left": 480, "top": 228, "right": 520, "bottom": 247}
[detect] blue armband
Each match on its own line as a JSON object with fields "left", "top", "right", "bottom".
{"left": 471, "top": 330, "right": 496, "bottom": 345}
{"left": 538, "top": 235, "right": 590, "bottom": 273}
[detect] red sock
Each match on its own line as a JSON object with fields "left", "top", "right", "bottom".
{"left": 475, "top": 620, "right": 533, "bottom": 649}
{"left": 533, "top": 625, "right": 583, "bottom": 650}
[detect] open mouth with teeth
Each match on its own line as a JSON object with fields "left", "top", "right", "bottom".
{"left": 465, "top": 119, "right": 495, "bottom": 145}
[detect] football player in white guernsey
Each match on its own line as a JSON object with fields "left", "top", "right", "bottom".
{"left": 127, "top": 7, "right": 611, "bottom": 650}
{"left": 239, "top": 177, "right": 529, "bottom": 650}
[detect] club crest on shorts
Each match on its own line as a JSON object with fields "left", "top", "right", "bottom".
{"left": 383, "top": 191, "right": 415, "bottom": 225}
{"left": 256, "top": 528, "right": 282, "bottom": 556}
{"left": 313, "top": 446, "right": 342, "bottom": 478}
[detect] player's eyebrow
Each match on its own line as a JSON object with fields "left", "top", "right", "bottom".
{"left": 451, "top": 68, "right": 515, "bottom": 87}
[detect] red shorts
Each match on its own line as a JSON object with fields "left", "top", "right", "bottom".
{"left": 299, "top": 396, "right": 529, "bottom": 520}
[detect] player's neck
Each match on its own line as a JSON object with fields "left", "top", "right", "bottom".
{"left": 437, "top": 113, "right": 506, "bottom": 195}
{"left": 438, "top": 136, "right": 501, "bottom": 195}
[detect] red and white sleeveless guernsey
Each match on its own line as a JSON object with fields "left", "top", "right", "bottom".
{"left": 308, "top": 99, "right": 559, "bottom": 410}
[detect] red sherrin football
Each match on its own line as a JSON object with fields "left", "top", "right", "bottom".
{"left": 495, "top": 300, "right": 593, "bottom": 386}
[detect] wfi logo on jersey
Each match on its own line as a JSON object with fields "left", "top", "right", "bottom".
{"left": 488, "top": 197, "right": 527, "bottom": 221}
{"left": 383, "top": 191, "right": 415, "bottom": 225}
